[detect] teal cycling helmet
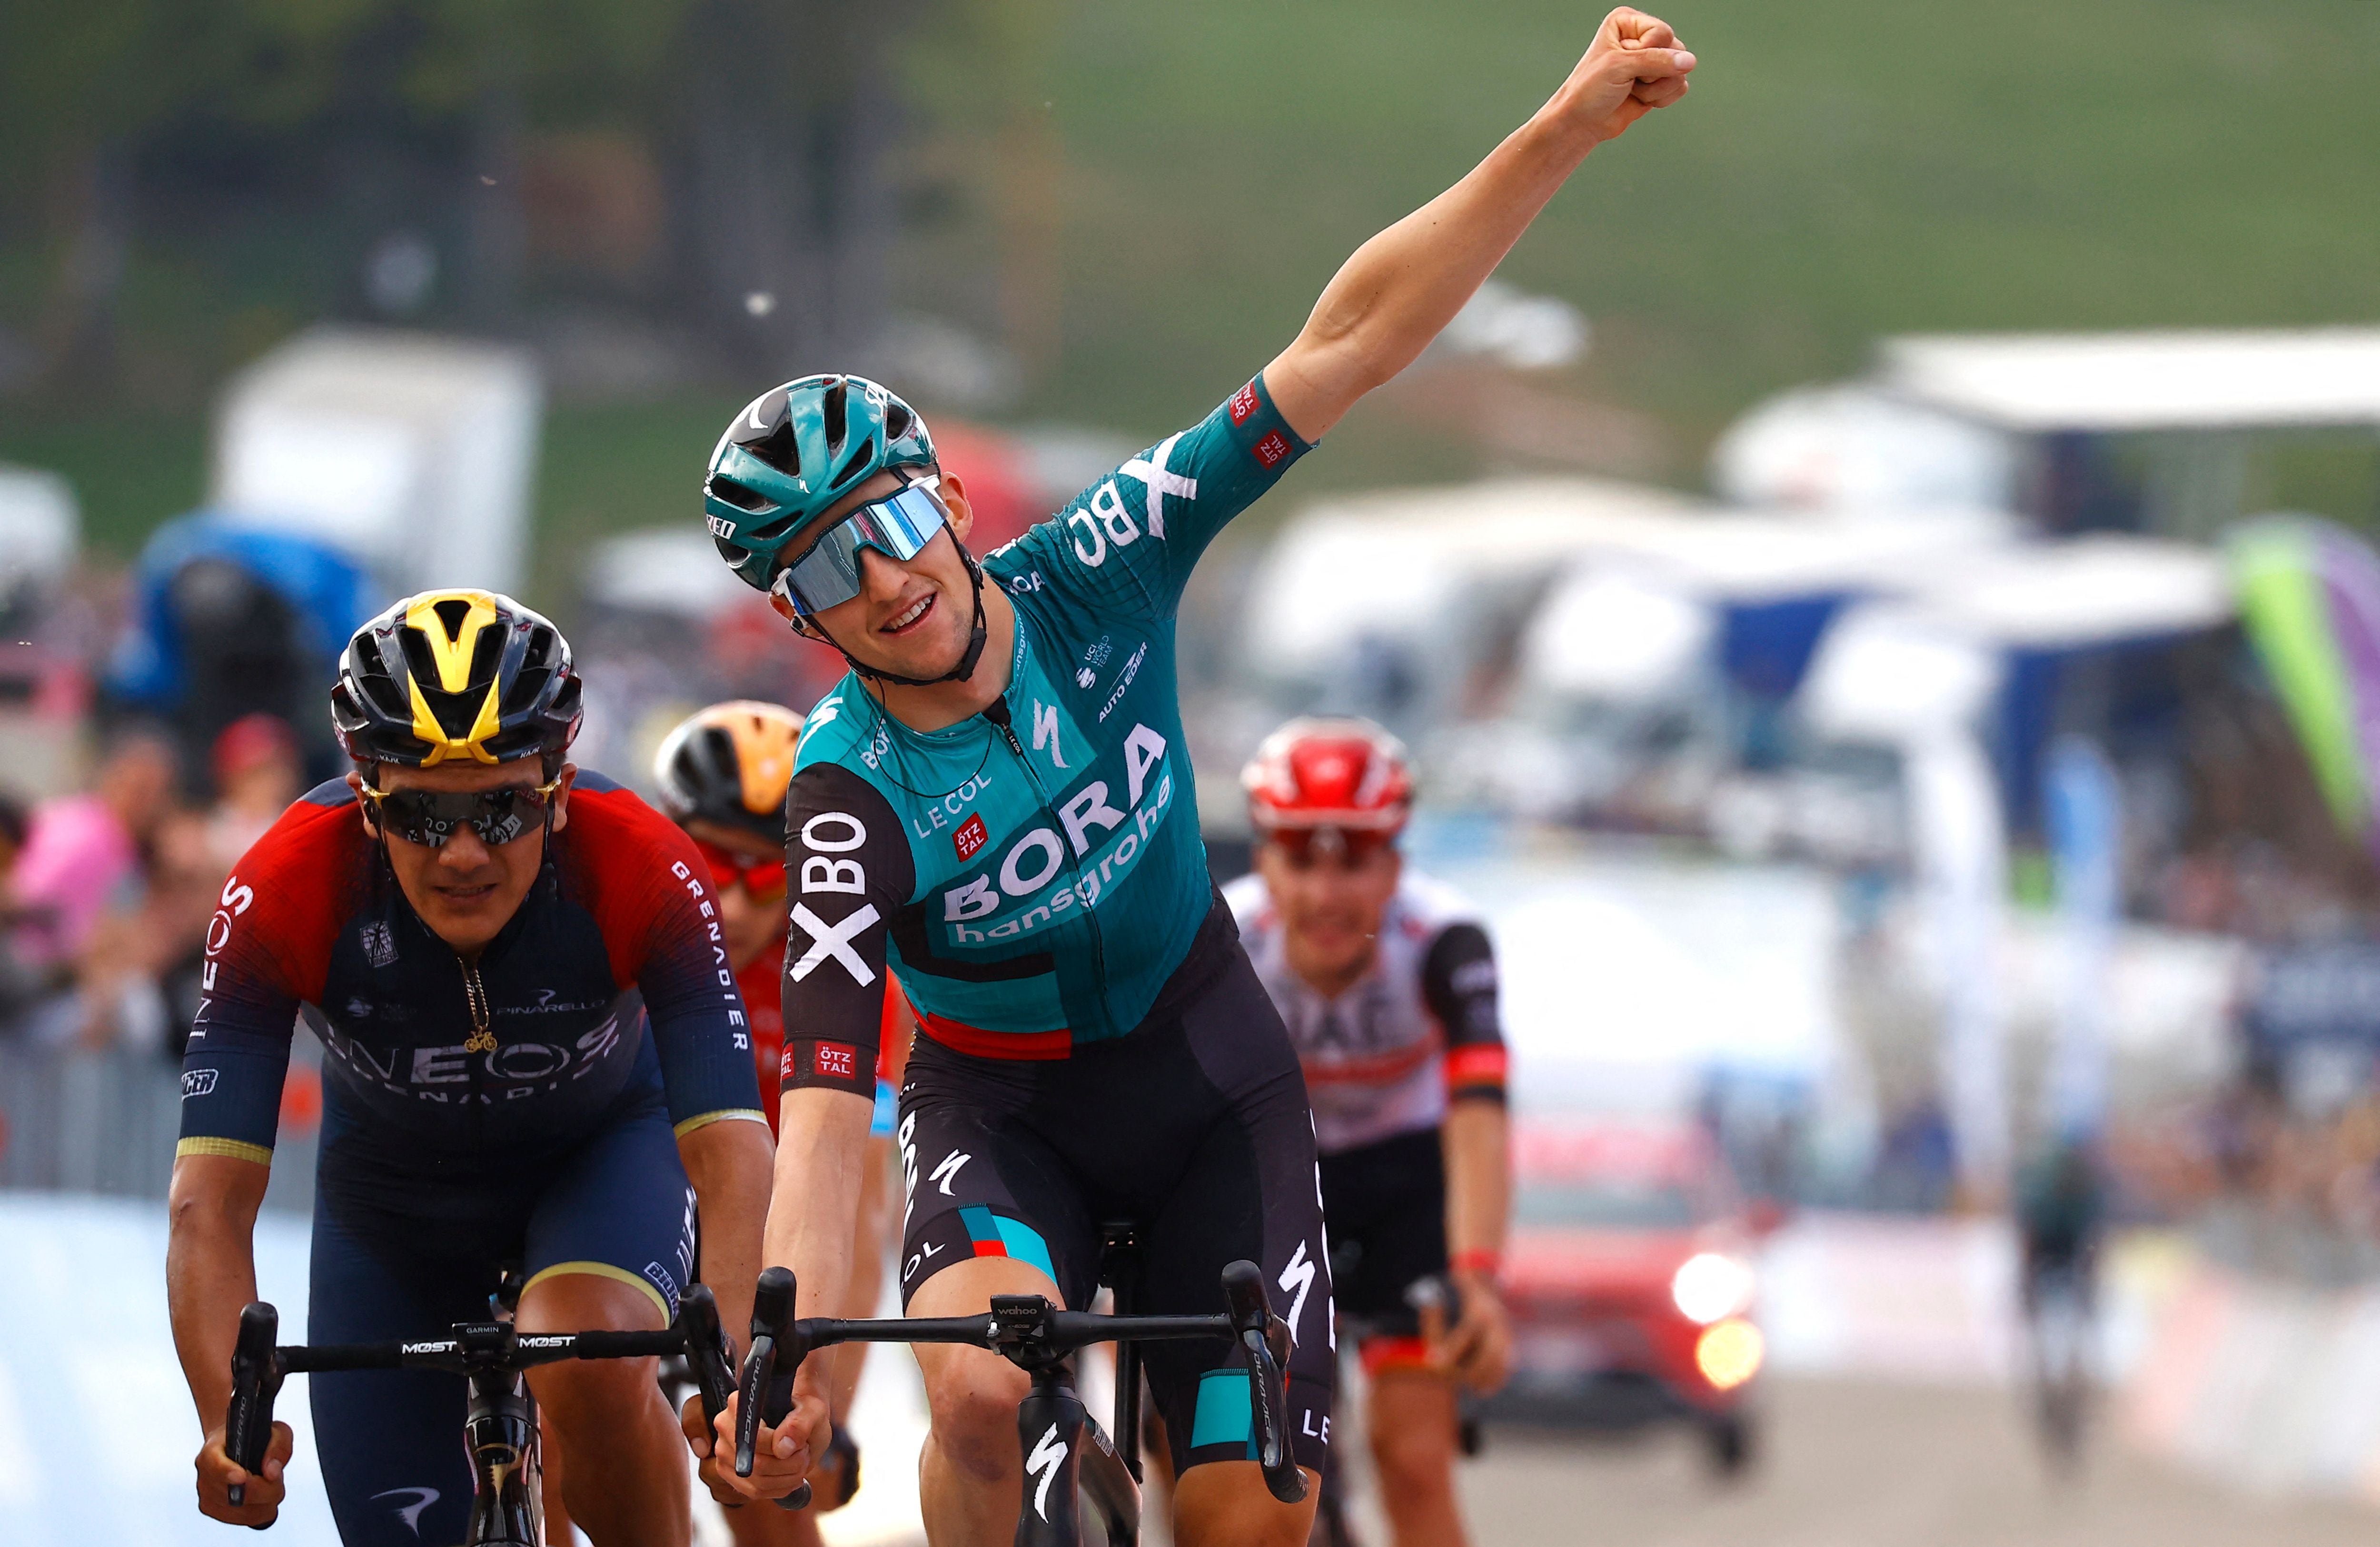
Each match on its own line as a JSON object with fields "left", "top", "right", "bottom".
{"left": 704, "top": 374, "right": 937, "bottom": 592}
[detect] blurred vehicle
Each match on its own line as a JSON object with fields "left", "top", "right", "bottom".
{"left": 1486, "top": 1118, "right": 1768, "bottom": 1474}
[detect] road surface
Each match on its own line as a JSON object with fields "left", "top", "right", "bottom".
{"left": 1448, "top": 1378, "right": 2376, "bottom": 1547}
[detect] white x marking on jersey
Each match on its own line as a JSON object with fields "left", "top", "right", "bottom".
{"left": 1117, "top": 433, "right": 1196, "bottom": 539}
{"left": 790, "top": 903, "right": 881, "bottom": 984}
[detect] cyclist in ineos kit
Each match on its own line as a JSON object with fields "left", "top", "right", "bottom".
{"left": 168, "top": 592, "right": 773, "bottom": 1546}
{"left": 693, "top": 14, "right": 1694, "bottom": 1543}
{"left": 652, "top": 700, "right": 917, "bottom": 1525}
{"left": 1226, "top": 720, "right": 1510, "bottom": 1547}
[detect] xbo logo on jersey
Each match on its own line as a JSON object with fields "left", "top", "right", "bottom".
{"left": 1064, "top": 434, "right": 1197, "bottom": 568}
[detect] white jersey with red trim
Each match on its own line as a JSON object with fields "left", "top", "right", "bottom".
{"left": 1224, "top": 869, "right": 1505, "bottom": 1156}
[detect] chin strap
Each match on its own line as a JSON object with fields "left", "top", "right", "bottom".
{"left": 803, "top": 538, "right": 992, "bottom": 690}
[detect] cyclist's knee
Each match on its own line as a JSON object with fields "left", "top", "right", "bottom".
{"left": 920, "top": 1349, "right": 1031, "bottom": 1479}
{"left": 1366, "top": 1375, "right": 1456, "bottom": 1493}
{"left": 531, "top": 1354, "right": 664, "bottom": 1436}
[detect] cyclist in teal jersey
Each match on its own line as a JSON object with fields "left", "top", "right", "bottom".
{"left": 691, "top": 14, "right": 1696, "bottom": 1544}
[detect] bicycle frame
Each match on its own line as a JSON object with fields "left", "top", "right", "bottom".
{"left": 728, "top": 1259, "right": 1306, "bottom": 1547}
{"left": 224, "top": 1301, "right": 689, "bottom": 1545}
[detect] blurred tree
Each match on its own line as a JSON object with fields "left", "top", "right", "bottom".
{"left": 0, "top": 0, "right": 377, "bottom": 393}
{"left": 398, "top": 0, "right": 694, "bottom": 323}
{"left": 670, "top": 0, "right": 913, "bottom": 373}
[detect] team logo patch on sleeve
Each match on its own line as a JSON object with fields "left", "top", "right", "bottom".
{"left": 1252, "top": 430, "right": 1290, "bottom": 469}
{"left": 814, "top": 1042, "right": 858, "bottom": 1081}
{"left": 1229, "top": 381, "right": 1260, "bottom": 424}
{"left": 954, "top": 813, "right": 989, "bottom": 861}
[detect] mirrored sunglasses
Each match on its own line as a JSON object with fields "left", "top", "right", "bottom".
{"left": 362, "top": 779, "right": 562, "bottom": 848}
{"left": 768, "top": 475, "right": 950, "bottom": 620}
{"left": 693, "top": 839, "right": 788, "bottom": 899}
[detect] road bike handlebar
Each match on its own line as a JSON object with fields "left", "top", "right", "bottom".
{"left": 221, "top": 1300, "right": 697, "bottom": 1518}
{"left": 728, "top": 1260, "right": 1307, "bottom": 1507}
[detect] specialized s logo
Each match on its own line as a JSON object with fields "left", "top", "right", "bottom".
{"left": 1026, "top": 1423, "right": 1068, "bottom": 1520}
{"left": 1277, "top": 1240, "right": 1317, "bottom": 1344}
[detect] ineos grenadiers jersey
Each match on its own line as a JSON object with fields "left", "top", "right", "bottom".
{"left": 1223, "top": 869, "right": 1507, "bottom": 1155}
{"left": 176, "top": 775, "right": 765, "bottom": 1191}
{"left": 781, "top": 376, "right": 1311, "bottom": 1095}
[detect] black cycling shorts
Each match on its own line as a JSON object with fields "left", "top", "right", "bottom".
{"left": 895, "top": 949, "right": 1337, "bottom": 1476}
{"left": 306, "top": 1089, "right": 696, "bottom": 1547}
{"left": 1318, "top": 1125, "right": 1448, "bottom": 1345}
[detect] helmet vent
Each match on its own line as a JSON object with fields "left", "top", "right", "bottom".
{"left": 429, "top": 597, "right": 474, "bottom": 640}
{"left": 753, "top": 416, "right": 802, "bottom": 475}
{"left": 708, "top": 476, "right": 772, "bottom": 514}
{"left": 468, "top": 621, "right": 504, "bottom": 683}
{"left": 501, "top": 667, "right": 550, "bottom": 716}
{"left": 822, "top": 378, "right": 849, "bottom": 456}
{"left": 885, "top": 402, "right": 914, "bottom": 441}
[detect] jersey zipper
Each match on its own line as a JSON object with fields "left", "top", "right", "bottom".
{"left": 979, "top": 694, "right": 1111, "bottom": 1023}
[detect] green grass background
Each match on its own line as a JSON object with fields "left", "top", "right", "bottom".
{"left": 6, "top": 0, "right": 2377, "bottom": 598}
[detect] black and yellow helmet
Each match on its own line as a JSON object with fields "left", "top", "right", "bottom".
{"left": 331, "top": 589, "right": 582, "bottom": 769}
{"left": 653, "top": 700, "right": 805, "bottom": 843}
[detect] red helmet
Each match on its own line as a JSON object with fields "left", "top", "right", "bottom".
{"left": 1242, "top": 717, "right": 1414, "bottom": 845}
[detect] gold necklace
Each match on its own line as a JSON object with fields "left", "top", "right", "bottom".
{"left": 462, "top": 960, "right": 496, "bottom": 1054}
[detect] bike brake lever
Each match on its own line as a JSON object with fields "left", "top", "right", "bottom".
{"left": 1220, "top": 1260, "right": 1308, "bottom": 1504}
{"left": 225, "top": 1301, "right": 283, "bottom": 1524}
{"left": 737, "top": 1267, "right": 813, "bottom": 1512}
{"left": 678, "top": 1285, "right": 737, "bottom": 1429}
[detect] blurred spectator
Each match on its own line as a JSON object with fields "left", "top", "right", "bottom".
{"left": 207, "top": 712, "right": 303, "bottom": 867}
{"left": 0, "top": 794, "right": 40, "bottom": 1024}
{"left": 5, "top": 725, "right": 177, "bottom": 981}
{"left": 105, "top": 514, "right": 373, "bottom": 791}
{"left": 72, "top": 807, "right": 222, "bottom": 1056}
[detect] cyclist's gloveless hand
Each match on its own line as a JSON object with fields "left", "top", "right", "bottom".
{"left": 1554, "top": 8, "right": 1696, "bottom": 146}
{"left": 1443, "top": 1275, "right": 1514, "bottom": 1395}
{"left": 688, "top": 1381, "right": 823, "bottom": 1506}
{"left": 195, "top": 1419, "right": 292, "bottom": 1527}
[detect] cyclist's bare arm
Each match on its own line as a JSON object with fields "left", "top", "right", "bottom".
{"left": 1441, "top": 1097, "right": 1514, "bottom": 1387}
{"left": 697, "top": 1084, "right": 874, "bottom": 1502}
{"left": 1264, "top": 7, "right": 1695, "bottom": 442}
{"left": 168, "top": 1153, "right": 290, "bottom": 1522}
{"left": 679, "top": 1118, "right": 775, "bottom": 1348}
{"left": 1424, "top": 920, "right": 1513, "bottom": 1388}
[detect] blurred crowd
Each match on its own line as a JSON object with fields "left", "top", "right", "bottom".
{"left": 0, "top": 712, "right": 305, "bottom": 1056}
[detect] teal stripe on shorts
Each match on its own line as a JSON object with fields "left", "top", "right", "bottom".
{"left": 1189, "top": 1368, "right": 1256, "bottom": 1456}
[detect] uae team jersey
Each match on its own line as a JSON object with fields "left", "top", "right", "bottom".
{"left": 176, "top": 775, "right": 765, "bottom": 1192}
{"left": 1223, "top": 869, "right": 1507, "bottom": 1155}
{"left": 780, "top": 374, "right": 1310, "bottom": 1095}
